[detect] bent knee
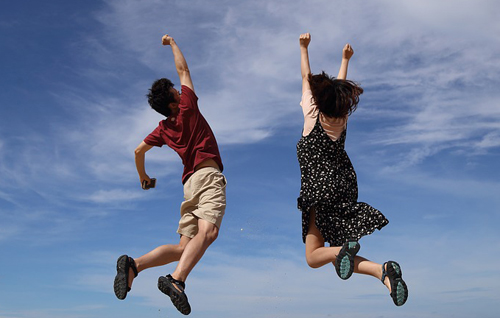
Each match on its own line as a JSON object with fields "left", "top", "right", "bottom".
{"left": 305, "top": 254, "right": 321, "bottom": 269}
{"left": 205, "top": 228, "right": 219, "bottom": 243}
{"left": 198, "top": 226, "right": 219, "bottom": 243}
{"left": 175, "top": 243, "right": 187, "bottom": 254}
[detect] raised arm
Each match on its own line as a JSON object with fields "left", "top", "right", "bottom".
{"left": 337, "top": 43, "right": 354, "bottom": 80}
{"left": 299, "top": 33, "right": 312, "bottom": 94}
{"left": 162, "top": 34, "right": 195, "bottom": 92}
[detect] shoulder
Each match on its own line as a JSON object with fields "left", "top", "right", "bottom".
{"left": 152, "top": 120, "right": 170, "bottom": 133}
{"left": 181, "top": 85, "right": 198, "bottom": 100}
{"left": 301, "top": 90, "right": 316, "bottom": 109}
{"left": 302, "top": 89, "right": 313, "bottom": 98}
{"left": 144, "top": 120, "right": 168, "bottom": 147}
{"left": 180, "top": 85, "right": 199, "bottom": 110}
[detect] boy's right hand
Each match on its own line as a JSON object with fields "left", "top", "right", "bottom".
{"left": 140, "top": 175, "right": 151, "bottom": 187}
{"left": 142, "top": 178, "right": 156, "bottom": 190}
{"left": 299, "top": 33, "right": 311, "bottom": 48}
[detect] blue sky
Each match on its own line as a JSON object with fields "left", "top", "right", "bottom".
{"left": 1, "top": 0, "right": 499, "bottom": 317}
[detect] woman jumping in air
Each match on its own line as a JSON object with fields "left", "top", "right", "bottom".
{"left": 297, "top": 33, "right": 408, "bottom": 306}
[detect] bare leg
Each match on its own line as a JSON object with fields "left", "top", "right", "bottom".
{"left": 305, "top": 209, "right": 342, "bottom": 268}
{"left": 171, "top": 218, "right": 219, "bottom": 283}
{"left": 127, "top": 235, "right": 191, "bottom": 289}
{"left": 305, "top": 209, "right": 391, "bottom": 292}
{"left": 354, "top": 257, "right": 391, "bottom": 291}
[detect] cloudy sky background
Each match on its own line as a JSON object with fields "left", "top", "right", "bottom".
{"left": 1, "top": 0, "right": 499, "bottom": 317}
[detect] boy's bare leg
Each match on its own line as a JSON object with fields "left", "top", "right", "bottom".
{"left": 171, "top": 218, "right": 219, "bottom": 283}
{"left": 127, "top": 235, "right": 191, "bottom": 289}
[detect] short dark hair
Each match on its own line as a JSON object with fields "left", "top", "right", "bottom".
{"left": 147, "top": 78, "right": 176, "bottom": 117}
{"left": 309, "top": 71, "right": 363, "bottom": 118}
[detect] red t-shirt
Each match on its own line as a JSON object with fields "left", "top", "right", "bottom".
{"left": 144, "top": 85, "right": 223, "bottom": 184}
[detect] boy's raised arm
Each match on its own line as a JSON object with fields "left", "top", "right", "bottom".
{"left": 162, "top": 34, "right": 194, "bottom": 92}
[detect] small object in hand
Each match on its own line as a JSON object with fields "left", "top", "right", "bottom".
{"left": 142, "top": 178, "right": 156, "bottom": 190}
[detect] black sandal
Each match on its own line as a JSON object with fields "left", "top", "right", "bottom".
{"left": 335, "top": 239, "right": 360, "bottom": 280}
{"left": 381, "top": 261, "right": 408, "bottom": 306}
{"left": 158, "top": 274, "right": 191, "bottom": 315}
{"left": 113, "top": 255, "right": 138, "bottom": 300}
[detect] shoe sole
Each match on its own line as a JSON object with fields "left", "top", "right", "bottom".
{"left": 335, "top": 241, "right": 360, "bottom": 280}
{"left": 113, "top": 255, "right": 129, "bottom": 300}
{"left": 387, "top": 261, "right": 408, "bottom": 306}
{"left": 158, "top": 276, "right": 191, "bottom": 315}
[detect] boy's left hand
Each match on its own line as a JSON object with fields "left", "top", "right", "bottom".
{"left": 162, "top": 34, "right": 174, "bottom": 46}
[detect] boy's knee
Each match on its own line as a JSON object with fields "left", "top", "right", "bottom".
{"left": 206, "top": 227, "right": 219, "bottom": 243}
{"left": 199, "top": 225, "right": 219, "bottom": 244}
{"left": 176, "top": 243, "right": 187, "bottom": 254}
{"left": 176, "top": 236, "right": 191, "bottom": 252}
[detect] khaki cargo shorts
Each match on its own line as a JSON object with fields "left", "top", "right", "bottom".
{"left": 178, "top": 167, "right": 227, "bottom": 238}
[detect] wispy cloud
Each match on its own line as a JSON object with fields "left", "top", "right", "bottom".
{"left": 87, "top": 189, "right": 144, "bottom": 203}
{"left": 75, "top": 230, "right": 500, "bottom": 318}
{"left": 1, "top": 1, "right": 500, "bottom": 317}
{"left": 52, "top": 0, "right": 499, "bottom": 176}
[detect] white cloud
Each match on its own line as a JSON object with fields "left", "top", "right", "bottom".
{"left": 1, "top": 3, "right": 499, "bottom": 318}
{"left": 475, "top": 132, "right": 500, "bottom": 149}
{"left": 80, "top": 0, "right": 500, "bottom": 168}
{"left": 87, "top": 189, "right": 144, "bottom": 203}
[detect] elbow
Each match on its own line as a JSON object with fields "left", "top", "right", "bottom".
{"left": 135, "top": 142, "right": 153, "bottom": 157}
{"left": 134, "top": 146, "right": 145, "bottom": 156}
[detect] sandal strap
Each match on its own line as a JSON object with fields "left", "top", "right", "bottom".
{"left": 167, "top": 274, "right": 186, "bottom": 290}
{"left": 174, "top": 279, "right": 186, "bottom": 290}
{"left": 381, "top": 261, "right": 388, "bottom": 284}
{"left": 128, "top": 257, "right": 138, "bottom": 278}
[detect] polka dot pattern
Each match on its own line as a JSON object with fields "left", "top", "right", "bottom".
{"left": 297, "top": 119, "right": 389, "bottom": 246}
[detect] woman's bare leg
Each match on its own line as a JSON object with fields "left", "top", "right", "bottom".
{"left": 354, "top": 257, "right": 391, "bottom": 291}
{"left": 305, "top": 209, "right": 342, "bottom": 268}
{"left": 305, "top": 209, "right": 391, "bottom": 291}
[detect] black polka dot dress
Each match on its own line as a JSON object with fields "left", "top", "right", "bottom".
{"left": 297, "top": 118, "right": 389, "bottom": 246}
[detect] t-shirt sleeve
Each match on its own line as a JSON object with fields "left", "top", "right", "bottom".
{"left": 143, "top": 125, "right": 165, "bottom": 147}
{"left": 180, "top": 85, "right": 199, "bottom": 111}
{"left": 300, "top": 90, "right": 318, "bottom": 118}
{"left": 300, "top": 90, "right": 318, "bottom": 136}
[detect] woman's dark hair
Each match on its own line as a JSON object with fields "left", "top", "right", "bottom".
{"left": 309, "top": 71, "right": 363, "bottom": 118}
{"left": 147, "top": 78, "right": 176, "bottom": 117}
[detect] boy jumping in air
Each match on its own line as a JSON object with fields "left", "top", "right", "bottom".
{"left": 113, "top": 33, "right": 227, "bottom": 315}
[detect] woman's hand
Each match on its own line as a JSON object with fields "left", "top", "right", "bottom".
{"left": 299, "top": 33, "right": 311, "bottom": 48}
{"left": 342, "top": 43, "right": 354, "bottom": 60}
